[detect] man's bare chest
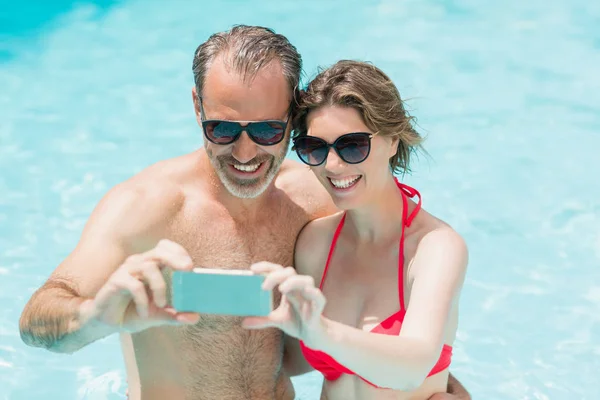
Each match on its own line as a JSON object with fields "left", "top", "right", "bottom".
{"left": 170, "top": 211, "right": 307, "bottom": 271}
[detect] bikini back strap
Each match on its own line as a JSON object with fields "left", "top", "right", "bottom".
{"left": 396, "top": 180, "right": 422, "bottom": 227}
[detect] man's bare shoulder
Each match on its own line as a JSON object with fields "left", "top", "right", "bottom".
{"left": 88, "top": 153, "right": 201, "bottom": 243}
{"left": 276, "top": 159, "right": 337, "bottom": 220}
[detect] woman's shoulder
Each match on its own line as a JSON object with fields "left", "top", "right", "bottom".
{"left": 409, "top": 209, "right": 469, "bottom": 279}
{"left": 294, "top": 211, "right": 345, "bottom": 278}
{"left": 415, "top": 210, "right": 466, "bottom": 249}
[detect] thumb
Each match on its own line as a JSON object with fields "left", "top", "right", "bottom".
{"left": 427, "top": 393, "right": 455, "bottom": 400}
{"left": 152, "top": 306, "right": 200, "bottom": 325}
{"left": 241, "top": 316, "right": 276, "bottom": 330}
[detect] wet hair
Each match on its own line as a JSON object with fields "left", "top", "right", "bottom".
{"left": 192, "top": 25, "right": 302, "bottom": 101}
{"left": 293, "top": 60, "right": 424, "bottom": 175}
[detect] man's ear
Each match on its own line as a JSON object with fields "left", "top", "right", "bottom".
{"left": 191, "top": 86, "right": 202, "bottom": 126}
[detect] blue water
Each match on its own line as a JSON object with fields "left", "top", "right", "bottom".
{"left": 1, "top": 0, "right": 599, "bottom": 399}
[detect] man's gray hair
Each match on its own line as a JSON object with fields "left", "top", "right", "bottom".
{"left": 192, "top": 25, "right": 302, "bottom": 101}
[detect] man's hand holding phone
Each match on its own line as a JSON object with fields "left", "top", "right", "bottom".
{"left": 80, "top": 239, "right": 201, "bottom": 334}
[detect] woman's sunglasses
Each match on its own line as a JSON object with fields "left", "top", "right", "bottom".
{"left": 293, "top": 132, "right": 374, "bottom": 166}
{"left": 199, "top": 97, "right": 289, "bottom": 146}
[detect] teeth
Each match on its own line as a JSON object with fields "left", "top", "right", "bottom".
{"left": 330, "top": 176, "right": 360, "bottom": 189}
{"left": 233, "top": 163, "right": 260, "bottom": 172}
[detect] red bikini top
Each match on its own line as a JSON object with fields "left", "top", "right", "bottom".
{"left": 298, "top": 180, "right": 453, "bottom": 388}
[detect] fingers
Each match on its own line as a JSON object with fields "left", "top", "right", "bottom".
{"left": 241, "top": 289, "right": 291, "bottom": 330}
{"left": 174, "top": 312, "right": 201, "bottom": 324}
{"left": 125, "top": 276, "right": 150, "bottom": 317}
{"left": 279, "top": 275, "right": 315, "bottom": 293}
{"left": 250, "top": 261, "right": 285, "bottom": 274}
{"left": 304, "top": 286, "right": 325, "bottom": 304}
{"left": 93, "top": 240, "right": 198, "bottom": 331}
{"left": 426, "top": 394, "right": 455, "bottom": 400}
{"left": 261, "top": 266, "right": 297, "bottom": 291}
{"left": 240, "top": 316, "right": 275, "bottom": 330}
{"left": 251, "top": 263, "right": 324, "bottom": 312}
{"left": 279, "top": 275, "right": 323, "bottom": 305}
{"left": 111, "top": 272, "right": 150, "bottom": 318}
{"left": 119, "top": 239, "right": 192, "bottom": 310}
{"left": 282, "top": 277, "right": 326, "bottom": 314}
{"left": 140, "top": 239, "right": 194, "bottom": 271}
{"left": 158, "top": 307, "right": 200, "bottom": 325}
{"left": 129, "top": 261, "right": 168, "bottom": 308}
{"left": 107, "top": 240, "right": 188, "bottom": 317}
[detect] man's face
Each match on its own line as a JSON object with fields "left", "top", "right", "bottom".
{"left": 193, "top": 55, "right": 292, "bottom": 199}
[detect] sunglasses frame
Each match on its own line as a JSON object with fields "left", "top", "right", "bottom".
{"left": 198, "top": 97, "right": 290, "bottom": 146}
{"left": 292, "top": 132, "right": 374, "bottom": 166}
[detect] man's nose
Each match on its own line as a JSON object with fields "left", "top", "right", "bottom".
{"left": 231, "top": 130, "right": 259, "bottom": 164}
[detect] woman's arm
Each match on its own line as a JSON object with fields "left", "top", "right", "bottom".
{"left": 281, "top": 216, "right": 337, "bottom": 377}
{"left": 308, "top": 228, "right": 468, "bottom": 391}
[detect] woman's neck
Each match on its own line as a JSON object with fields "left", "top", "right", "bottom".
{"left": 343, "top": 177, "right": 407, "bottom": 243}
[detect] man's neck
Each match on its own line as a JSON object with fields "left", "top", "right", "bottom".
{"left": 216, "top": 184, "right": 275, "bottom": 222}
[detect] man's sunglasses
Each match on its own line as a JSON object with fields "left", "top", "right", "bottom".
{"left": 199, "top": 97, "right": 290, "bottom": 146}
{"left": 292, "top": 132, "right": 374, "bottom": 166}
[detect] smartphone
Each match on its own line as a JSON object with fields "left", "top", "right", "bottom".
{"left": 171, "top": 268, "right": 273, "bottom": 316}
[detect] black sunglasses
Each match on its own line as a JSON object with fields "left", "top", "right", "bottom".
{"left": 293, "top": 132, "right": 374, "bottom": 166}
{"left": 199, "top": 97, "right": 290, "bottom": 146}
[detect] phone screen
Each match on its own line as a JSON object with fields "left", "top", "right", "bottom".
{"left": 171, "top": 268, "right": 273, "bottom": 316}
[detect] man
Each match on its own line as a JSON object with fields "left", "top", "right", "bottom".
{"left": 19, "top": 25, "right": 470, "bottom": 400}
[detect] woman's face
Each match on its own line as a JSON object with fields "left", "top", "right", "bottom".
{"left": 303, "top": 105, "right": 398, "bottom": 209}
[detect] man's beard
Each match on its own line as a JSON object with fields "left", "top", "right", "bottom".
{"left": 207, "top": 137, "right": 290, "bottom": 199}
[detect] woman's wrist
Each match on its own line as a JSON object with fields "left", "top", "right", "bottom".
{"left": 305, "top": 316, "right": 335, "bottom": 351}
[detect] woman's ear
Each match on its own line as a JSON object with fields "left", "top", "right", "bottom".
{"left": 388, "top": 135, "right": 400, "bottom": 158}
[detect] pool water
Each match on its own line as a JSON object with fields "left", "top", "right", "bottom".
{"left": 1, "top": 0, "right": 599, "bottom": 399}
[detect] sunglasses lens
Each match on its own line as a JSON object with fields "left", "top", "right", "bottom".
{"left": 203, "top": 121, "right": 241, "bottom": 144}
{"left": 294, "top": 137, "right": 328, "bottom": 166}
{"left": 337, "top": 134, "right": 371, "bottom": 163}
{"left": 247, "top": 122, "right": 286, "bottom": 145}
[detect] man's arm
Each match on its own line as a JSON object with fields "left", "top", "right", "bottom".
{"left": 19, "top": 181, "right": 183, "bottom": 353}
{"left": 427, "top": 373, "right": 471, "bottom": 400}
{"left": 20, "top": 184, "right": 138, "bottom": 352}
{"left": 283, "top": 334, "right": 314, "bottom": 376}
{"left": 19, "top": 274, "right": 120, "bottom": 353}
{"left": 447, "top": 373, "right": 470, "bottom": 399}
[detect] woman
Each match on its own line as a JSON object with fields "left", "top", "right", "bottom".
{"left": 243, "top": 60, "right": 469, "bottom": 400}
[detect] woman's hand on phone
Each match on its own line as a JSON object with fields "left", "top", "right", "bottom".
{"left": 241, "top": 262, "right": 326, "bottom": 347}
